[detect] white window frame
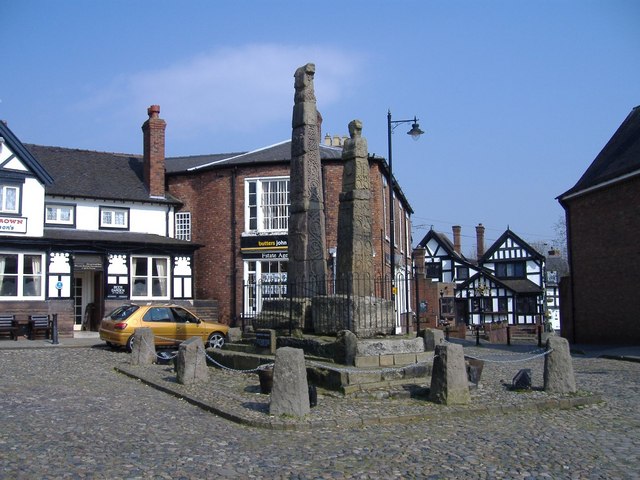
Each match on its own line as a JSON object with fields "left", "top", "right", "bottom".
{"left": 130, "top": 255, "right": 170, "bottom": 300}
{"left": 100, "top": 206, "right": 129, "bottom": 229}
{"left": 175, "top": 212, "right": 191, "bottom": 241}
{"left": 0, "top": 184, "right": 20, "bottom": 214}
{"left": 45, "top": 203, "right": 75, "bottom": 226}
{"left": 245, "top": 177, "right": 290, "bottom": 233}
{"left": 0, "top": 252, "right": 45, "bottom": 299}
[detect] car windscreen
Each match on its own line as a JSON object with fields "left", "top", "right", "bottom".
{"left": 107, "top": 305, "right": 139, "bottom": 320}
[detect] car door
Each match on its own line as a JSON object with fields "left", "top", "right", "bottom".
{"left": 172, "top": 307, "right": 201, "bottom": 342}
{"left": 141, "top": 307, "right": 177, "bottom": 345}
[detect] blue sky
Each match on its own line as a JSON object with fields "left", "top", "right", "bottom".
{"left": 2, "top": 0, "right": 639, "bottom": 254}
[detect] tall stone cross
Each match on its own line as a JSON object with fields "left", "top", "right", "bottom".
{"left": 336, "top": 120, "right": 374, "bottom": 297}
{"left": 287, "top": 63, "right": 328, "bottom": 297}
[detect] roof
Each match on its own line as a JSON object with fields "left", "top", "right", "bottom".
{"left": 165, "top": 140, "right": 343, "bottom": 173}
{"left": 481, "top": 228, "right": 545, "bottom": 263}
{"left": 10, "top": 228, "right": 198, "bottom": 252}
{"left": 166, "top": 140, "right": 414, "bottom": 214}
{"left": 416, "top": 228, "right": 468, "bottom": 262}
{"left": 460, "top": 270, "right": 542, "bottom": 295}
{"left": 559, "top": 105, "right": 640, "bottom": 200}
{"left": 0, "top": 122, "right": 53, "bottom": 185}
{"left": 25, "top": 144, "right": 180, "bottom": 205}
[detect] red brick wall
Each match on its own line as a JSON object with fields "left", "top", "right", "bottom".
{"left": 167, "top": 157, "right": 413, "bottom": 328}
{"left": 564, "top": 175, "right": 640, "bottom": 344}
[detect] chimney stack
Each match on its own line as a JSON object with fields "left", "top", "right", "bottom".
{"left": 476, "top": 223, "right": 485, "bottom": 260}
{"left": 452, "top": 225, "right": 462, "bottom": 254}
{"left": 142, "top": 105, "right": 166, "bottom": 198}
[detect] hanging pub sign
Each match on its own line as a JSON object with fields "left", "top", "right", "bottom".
{"left": 240, "top": 234, "right": 288, "bottom": 260}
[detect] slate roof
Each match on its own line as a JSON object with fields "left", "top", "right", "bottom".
{"left": 416, "top": 228, "right": 469, "bottom": 262}
{"left": 24, "top": 144, "right": 180, "bottom": 205}
{"left": 559, "top": 105, "right": 640, "bottom": 200}
{"left": 165, "top": 140, "right": 343, "bottom": 173}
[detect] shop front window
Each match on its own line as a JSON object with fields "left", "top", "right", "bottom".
{"left": 131, "top": 256, "right": 169, "bottom": 299}
{"left": 0, "top": 253, "right": 44, "bottom": 298}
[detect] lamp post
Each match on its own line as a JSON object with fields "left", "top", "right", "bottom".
{"left": 387, "top": 110, "right": 424, "bottom": 332}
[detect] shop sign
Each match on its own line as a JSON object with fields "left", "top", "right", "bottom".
{"left": 0, "top": 216, "right": 27, "bottom": 233}
{"left": 107, "top": 283, "right": 129, "bottom": 299}
{"left": 240, "top": 235, "right": 288, "bottom": 254}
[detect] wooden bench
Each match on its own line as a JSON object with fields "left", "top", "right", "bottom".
{"left": 28, "top": 315, "right": 52, "bottom": 340}
{"left": 0, "top": 315, "right": 19, "bottom": 341}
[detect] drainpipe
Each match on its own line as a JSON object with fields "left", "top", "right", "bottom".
{"left": 231, "top": 168, "right": 238, "bottom": 327}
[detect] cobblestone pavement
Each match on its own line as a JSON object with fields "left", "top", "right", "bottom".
{"left": 1, "top": 343, "right": 639, "bottom": 479}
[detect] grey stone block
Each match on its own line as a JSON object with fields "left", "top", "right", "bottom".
{"left": 176, "top": 336, "right": 209, "bottom": 385}
{"left": 270, "top": 347, "right": 310, "bottom": 417}
{"left": 130, "top": 328, "right": 156, "bottom": 366}
{"left": 429, "top": 343, "right": 470, "bottom": 405}
{"left": 544, "top": 336, "right": 576, "bottom": 393}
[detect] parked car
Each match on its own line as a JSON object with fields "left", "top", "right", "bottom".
{"left": 99, "top": 304, "right": 228, "bottom": 352}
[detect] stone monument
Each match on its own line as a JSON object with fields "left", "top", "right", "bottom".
{"left": 543, "top": 336, "right": 577, "bottom": 393}
{"left": 287, "top": 63, "right": 328, "bottom": 297}
{"left": 270, "top": 347, "right": 310, "bottom": 417}
{"left": 336, "top": 119, "right": 374, "bottom": 297}
{"left": 429, "top": 343, "right": 471, "bottom": 405}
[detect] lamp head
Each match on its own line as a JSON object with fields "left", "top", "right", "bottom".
{"left": 406, "top": 117, "right": 424, "bottom": 140}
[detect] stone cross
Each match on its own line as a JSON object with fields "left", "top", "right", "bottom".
{"left": 335, "top": 120, "right": 374, "bottom": 297}
{"left": 288, "top": 63, "right": 328, "bottom": 297}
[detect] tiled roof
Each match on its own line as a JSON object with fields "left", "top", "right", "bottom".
{"left": 25, "top": 144, "right": 180, "bottom": 204}
{"left": 560, "top": 105, "right": 640, "bottom": 199}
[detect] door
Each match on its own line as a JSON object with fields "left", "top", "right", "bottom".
{"left": 73, "top": 272, "right": 94, "bottom": 331}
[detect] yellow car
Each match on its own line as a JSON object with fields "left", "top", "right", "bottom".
{"left": 99, "top": 304, "right": 229, "bottom": 351}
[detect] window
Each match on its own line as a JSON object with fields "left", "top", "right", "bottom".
{"left": 245, "top": 178, "right": 289, "bottom": 232}
{"left": 456, "top": 266, "right": 469, "bottom": 280}
{"left": 498, "top": 297, "right": 508, "bottom": 313}
{"left": 45, "top": 204, "right": 75, "bottom": 226}
{"left": 131, "top": 256, "right": 169, "bottom": 299}
{"left": 495, "top": 261, "right": 525, "bottom": 279}
{"left": 0, "top": 253, "right": 44, "bottom": 298}
{"left": 441, "top": 297, "right": 454, "bottom": 316}
{"left": 382, "top": 177, "right": 388, "bottom": 239}
{"left": 425, "top": 262, "right": 441, "bottom": 279}
{"left": 516, "top": 295, "right": 538, "bottom": 315}
{"left": 100, "top": 207, "right": 129, "bottom": 229}
{"left": 142, "top": 307, "right": 173, "bottom": 322}
{"left": 0, "top": 184, "right": 20, "bottom": 214}
{"left": 175, "top": 212, "right": 191, "bottom": 241}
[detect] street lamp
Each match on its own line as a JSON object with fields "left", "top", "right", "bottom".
{"left": 387, "top": 110, "right": 424, "bottom": 332}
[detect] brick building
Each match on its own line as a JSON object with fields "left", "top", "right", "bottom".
{"left": 558, "top": 105, "right": 640, "bottom": 345}
{"left": 166, "top": 136, "right": 415, "bottom": 332}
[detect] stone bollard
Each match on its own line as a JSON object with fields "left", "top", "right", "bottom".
{"left": 270, "top": 347, "right": 310, "bottom": 417}
{"left": 544, "top": 336, "right": 577, "bottom": 393}
{"left": 422, "top": 328, "right": 445, "bottom": 352}
{"left": 429, "top": 343, "right": 470, "bottom": 405}
{"left": 130, "top": 328, "right": 156, "bottom": 366}
{"left": 335, "top": 330, "right": 358, "bottom": 365}
{"left": 176, "top": 336, "right": 209, "bottom": 385}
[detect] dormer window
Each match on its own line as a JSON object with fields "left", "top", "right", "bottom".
{"left": 100, "top": 206, "right": 129, "bottom": 230}
{"left": 0, "top": 184, "right": 20, "bottom": 214}
{"left": 45, "top": 203, "right": 75, "bottom": 226}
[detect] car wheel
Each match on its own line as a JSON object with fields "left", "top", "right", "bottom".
{"left": 207, "top": 332, "right": 225, "bottom": 349}
{"left": 126, "top": 335, "right": 135, "bottom": 353}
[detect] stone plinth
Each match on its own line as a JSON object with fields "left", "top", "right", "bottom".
{"left": 422, "top": 328, "right": 445, "bottom": 352}
{"left": 311, "top": 295, "right": 394, "bottom": 337}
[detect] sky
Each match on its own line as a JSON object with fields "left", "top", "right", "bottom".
{"left": 1, "top": 0, "right": 639, "bottom": 255}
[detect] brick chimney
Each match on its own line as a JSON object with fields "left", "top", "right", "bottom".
{"left": 476, "top": 223, "right": 485, "bottom": 260}
{"left": 142, "top": 105, "right": 166, "bottom": 198}
{"left": 452, "top": 225, "right": 462, "bottom": 255}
